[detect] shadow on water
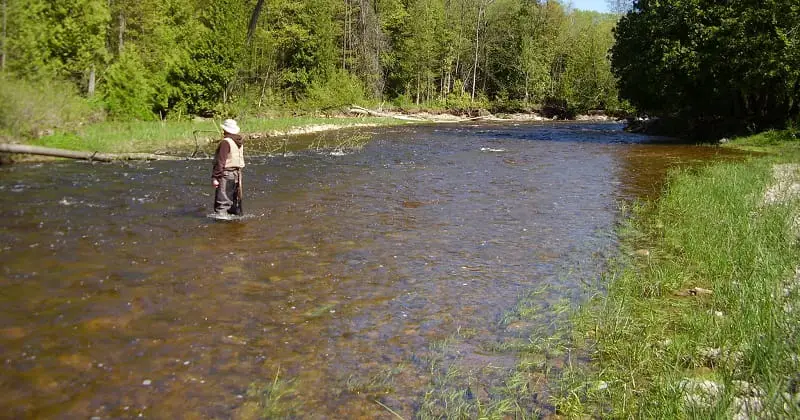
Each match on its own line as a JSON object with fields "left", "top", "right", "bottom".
{"left": 0, "top": 122, "right": 746, "bottom": 417}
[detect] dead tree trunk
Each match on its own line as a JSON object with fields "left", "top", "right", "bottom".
{"left": 471, "top": 2, "right": 483, "bottom": 102}
{"left": 0, "top": 144, "right": 181, "bottom": 162}
{"left": 118, "top": 9, "right": 125, "bottom": 54}
{"left": 348, "top": 105, "right": 427, "bottom": 121}
{"left": 88, "top": 65, "right": 96, "bottom": 96}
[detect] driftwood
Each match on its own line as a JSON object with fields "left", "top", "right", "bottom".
{"left": 348, "top": 105, "right": 429, "bottom": 121}
{"left": 0, "top": 143, "right": 182, "bottom": 162}
{"left": 349, "top": 105, "right": 495, "bottom": 123}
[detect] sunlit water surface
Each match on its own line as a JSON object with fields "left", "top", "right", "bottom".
{"left": 0, "top": 122, "right": 739, "bottom": 417}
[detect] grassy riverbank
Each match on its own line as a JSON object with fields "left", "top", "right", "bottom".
{"left": 550, "top": 130, "right": 800, "bottom": 417}
{"left": 19, "top": 116, "right": 405, "bottom": 155}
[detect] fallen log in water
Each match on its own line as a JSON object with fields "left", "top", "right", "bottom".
{"left": 0, "top": 143, "right": 182, "bottom": 162}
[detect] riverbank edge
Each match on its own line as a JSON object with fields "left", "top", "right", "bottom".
{"left": 0, "top": 111, "right": 617, "bottom": 163}
{"left": 406, "top": 130, "right": 800, "bottom": 418}
{"left": 544, "top": 130, "right": 800, "bottom": 417}
{"left": 405, "top": 130, "right": 800, "bottom": 419}
{"left": 0, "top": 115, "right": 407, "bottom": 163}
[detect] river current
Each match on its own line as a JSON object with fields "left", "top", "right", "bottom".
{"left": 0, "top": 122, "right": 735, "bottom": 417}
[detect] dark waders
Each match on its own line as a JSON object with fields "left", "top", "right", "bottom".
{"left": 233, "top": 170, "right": 243, "bottom": 215}
{"left": 214, "top": 168, "right": 243, "bottom": 216}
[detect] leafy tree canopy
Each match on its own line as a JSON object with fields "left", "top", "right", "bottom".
{"left": 2, "top": 0, "right": 628, "bottom": 121}
{"left": 611, "top": 0, "right": 800, "bottom": 136}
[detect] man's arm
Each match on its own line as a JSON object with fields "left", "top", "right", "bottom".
{"left": 212, "top": 141, "right": 231, "bottom": 179}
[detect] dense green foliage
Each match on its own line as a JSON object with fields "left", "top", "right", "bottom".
{"left": 611, "top": 0, "right": 800, "bottom": 137}
{"left": 0, "top": 0, "right": 621, "bottom": 125}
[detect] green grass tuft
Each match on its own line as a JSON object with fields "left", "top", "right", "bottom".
{"left": 242, "top": 368, "right": 300, "bottom": 419}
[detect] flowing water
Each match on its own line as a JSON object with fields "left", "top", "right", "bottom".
{"left": 0, "top": 122, "right": 740, "bottom": 418}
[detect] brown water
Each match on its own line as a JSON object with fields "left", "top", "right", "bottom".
{"left": 0, "top": 122, "right": 738, "bottom": 418}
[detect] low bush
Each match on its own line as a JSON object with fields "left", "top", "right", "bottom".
{"left": 299, "top": 69, "right": 367, "bottom": 112}
{"left": 0, "top": 76, "right": 102, "bottom": 139}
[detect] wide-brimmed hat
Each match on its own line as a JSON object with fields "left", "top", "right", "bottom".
{"left": 220, "top": 119, "right": 240, "bottom": 135}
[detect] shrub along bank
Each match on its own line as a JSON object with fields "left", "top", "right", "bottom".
{"left": 552, "top": 130, "right": 800, "bottom": 417}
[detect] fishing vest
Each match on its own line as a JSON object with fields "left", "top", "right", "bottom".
{"left": 223, "top": 137, "right": 245, "bottom": 169}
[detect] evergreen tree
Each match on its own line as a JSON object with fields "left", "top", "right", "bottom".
{"left": 104, "top": 49, "right": 156, "bottom": 120}
{"left": 7, "top": 0, "right": 109, "bottom": 91}
{"left": 165, "top": 0, "right": 248, "bottom": 115}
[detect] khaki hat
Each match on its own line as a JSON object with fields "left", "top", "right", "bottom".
{"left": 220, "top": 119, "right": 240, "bottom": 135}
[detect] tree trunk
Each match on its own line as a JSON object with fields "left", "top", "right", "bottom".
{"left": 525, "top": 71, "right": 530, "bottom": 104}
{"left": 357, "top": 0, "right": 384, "bottom": 99}
{"left": 88, "top": 65, "right": 96, "bottom": 96}
{"left": 471, "top": 2, "right": 483, "bottom": 102}
{"left": 348, "top": 105, "right": 427, "bottom": 121}
{"left": 0, "top": 144, "right": 181, "bottom": 162}
{"left": 416, "top": 73, "right": 420, "bottom": 105}
{"left": 454, "top": 0, "right": 465, "bottom": 91}
{"left": 481, "top": 45, "right": 488, "bottom": 94}
{"left": 258, "top": 75, "right": 269, "bottom": 108}
{"left": 247, "top": 0, "right": 266, "bottom": 45}
{"left": 440, "top": 66, "right": 446, "bottom": 98}
{"left": 1, "top": 0, "right": 6, "bottom": 72}
{"left": 118, "top": 10, "right": 125, "bottom": 54}
{"left": 342, "top": 0, "right": 349, "bottom": 69}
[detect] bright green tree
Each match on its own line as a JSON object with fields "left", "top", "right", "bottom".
{"left": 395, "top": 0, "right": 446, "bottom": 104}
{"left": 257, "top": 0, "right": 340, "bottom": 101}
{"left": 103, "top": 50, "right": 157, "bottom": 120}
{"left": 3, "top": 0, "right": 626, "bottom": 120}
{"left": 165, "top": 0, "right": 248, "bottom": 115}
{"left": 6, "top": 0, "right": 109, "bottom": 92}
{"left": 559, "top": 11, "right": 618, "bottom": 112}
{"left": 517, "top": 1, "right": 560, "bottom": 106}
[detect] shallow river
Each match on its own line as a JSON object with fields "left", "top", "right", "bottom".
{"left": 0, "top": 122, "right": 736, "bottom": 418}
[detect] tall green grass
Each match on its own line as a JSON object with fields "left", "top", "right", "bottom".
{"left": 722, "top": 130, "right": 800, "bottom": 155}
{"left": 555, "top": 147, "right": 800, "bottom": 417}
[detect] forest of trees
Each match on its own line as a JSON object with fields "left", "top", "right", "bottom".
{"left": 612, "top": 0, "right": 800, "bottom": 136}
{"left": 0, "top": 0, "right": 623, "bottom": 122}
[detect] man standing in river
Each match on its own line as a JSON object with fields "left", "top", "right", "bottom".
{"left": 211, "top": 119, "right": 245, "bottom": 219}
